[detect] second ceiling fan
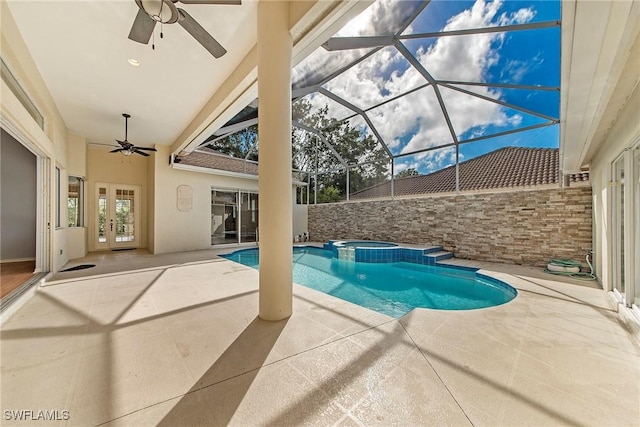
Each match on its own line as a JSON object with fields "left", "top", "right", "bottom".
{"left": 128, "top": 0, "right": 241, "bottom": 58}
{"left": 111, "top": 113, "right": 157, "bottom": 157}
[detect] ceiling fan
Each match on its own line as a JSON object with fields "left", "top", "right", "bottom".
{"left": 111, "top": 113, "right": 157, "bottom": 157}
{"left": 127, "top": 0, "right": 241, "bottom": 58}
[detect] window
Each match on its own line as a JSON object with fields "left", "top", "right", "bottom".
{"left": 55, "top": 167, "right": 61, "bottom": 228}
{"left": 68, "top": 176, "right": 84, "bottom": 227}
{"left": 1, "top": 58, "right": 44, "bottom": 130}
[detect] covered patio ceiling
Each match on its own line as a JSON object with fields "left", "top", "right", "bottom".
{"left": 200, "top": 0, "right": 563, "bottom": 179}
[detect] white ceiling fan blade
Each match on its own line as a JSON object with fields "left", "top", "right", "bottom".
{"left": 128, "top": 8, "right": 156, "bottom": 44}
{"left": 177, "top": 8, "right": 227, "bottom": 58}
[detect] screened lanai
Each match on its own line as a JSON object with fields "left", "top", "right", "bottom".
{"left": 185, "top": 0, "right": 561, "bottom": 202}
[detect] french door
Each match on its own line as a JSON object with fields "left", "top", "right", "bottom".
{"left": 95, "top": 183, "right": 141, "bottom": 250}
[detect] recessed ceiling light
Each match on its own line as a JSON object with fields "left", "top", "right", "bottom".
{"left": 128, "top": 58, "right": 140, "bottom": 67}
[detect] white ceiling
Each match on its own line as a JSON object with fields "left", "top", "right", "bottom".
{"left": 560, "top": 0, "right": 640, "bottom": 172}
{"left": 7, "top": 0, "right": 257, "bottom": 148}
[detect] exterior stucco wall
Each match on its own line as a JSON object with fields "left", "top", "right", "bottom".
{"left": 152, "top": 146, "right": 254, "bottom": 254}
{"left": 309, "top": 186, "right": 592, "bottom": 267}
{"left": 590, "top": 84, "right": 640, "bottom": 291}
{"left": 151, "top": 146, "right": 308, "bottom": 254}
{"left": 66, "top": 132, "right": 87, "bottom": 260}
{"left": 293, "top": 203, "right": 309, "bottom": 240}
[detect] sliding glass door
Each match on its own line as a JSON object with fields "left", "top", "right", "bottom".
{"left": 211, "top": 190, "right": 239, "bottom": 245}
{"left": 611, "top": 144, "right": 640, "bottom": 313}
{"left": 612, "top": 156, "right": 625, "bottom": 302}
{"left": 211, "top": 189, "right": 258, "bottom": 246}
{"left": 240, "top": 192, "right": 258, "bottom": 243}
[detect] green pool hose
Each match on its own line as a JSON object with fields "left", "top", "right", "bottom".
{"left": 543, "top": 253, "right": 596, "bottom": 281}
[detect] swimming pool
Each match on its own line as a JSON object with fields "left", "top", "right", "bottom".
{"left": 222, "top": 246, "right": 517, "bottom": 318}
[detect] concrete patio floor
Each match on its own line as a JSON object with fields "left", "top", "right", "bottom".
{"left": 1, "top": 246, "right": 638, "bottom": 426}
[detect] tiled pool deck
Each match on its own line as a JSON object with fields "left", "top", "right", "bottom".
{"left": 1, "top": 245, "right": 638, "bottom": 426}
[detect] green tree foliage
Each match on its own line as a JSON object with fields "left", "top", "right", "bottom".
{"left": 204, "top": 98, "right": 389, "bottom": 203}
{"left": 395, "top": 167, "right": 419, "bottom": 178}
{"left": 206, "top": 125, "right": 258, "bottom": 161}
{"left": 317, "top": 185, "right": 341, "bottom": 203}
{"left": 292, "top": 99, "right": 388, "bottom": 202}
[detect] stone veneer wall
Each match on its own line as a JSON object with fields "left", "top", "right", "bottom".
{"left": 309, "top": 186, "right": 592, "bottom": 267}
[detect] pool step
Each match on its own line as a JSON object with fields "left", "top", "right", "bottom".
{"left": 336, "top": 246, "right": 356, "bottom": 261}
{"left": 425, "top": 250, "right": 454, "bottom": 264}
{"left": 421, "top": 246, "right": 444, "bottom": 255}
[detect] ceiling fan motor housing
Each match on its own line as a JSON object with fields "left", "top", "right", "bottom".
{"left": 136, "top": 0, "right": 178, "bottom": 23}
{"left": 128, "top": 0, "right": 232, "bottom": 58}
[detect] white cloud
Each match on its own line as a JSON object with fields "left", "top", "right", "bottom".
{"left": 312, "top": 0, "right": 538, "bottom": 172}
{"left": 337, "top": 0, "right": 425, "bottom": 37}
{"left": 396, "top": 146, "right": 460, "bottom": 174}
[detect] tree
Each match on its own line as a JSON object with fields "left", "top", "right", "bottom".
{"left": 292, "top": 99, "right": 389, "bottom": 202}
{"left": 317, "top": 185, "right": 341, "bottom": 203}
{"left": 206, "top": 125, "right": 258, "bottom": 161}
{"left": 396, "top": 168, "right": 419, "bottom": 178}
{"left": 203, "top": 98, "right": 390, "bottom": 203}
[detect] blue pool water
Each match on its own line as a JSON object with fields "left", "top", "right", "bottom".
{"left": 222, "top": 246, "right": 516, "bottom": 318}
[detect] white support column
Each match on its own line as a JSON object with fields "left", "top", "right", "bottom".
{"left": 346, "top": 167, "right": 350, "bottom": 201}
{"left": 390, "top": 158, "right": 395, "bottom": 198}
{"left": 455, "top": 144, "right": 460, "bottom": 193}
{"left": 258, "top": 0, "right": 292, "bottom": 321}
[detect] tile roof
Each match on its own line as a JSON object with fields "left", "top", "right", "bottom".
{"left": 177, "top": 147, "right": 589, "bottom": 199}
{"left": 177, "top": 148, "right": 259, "bottom": 175}
{"left": 350, "top": 147, "right": 588, "bottom": 200}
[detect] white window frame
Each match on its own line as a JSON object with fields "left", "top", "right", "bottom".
{"left": 611, "top": 138, "right": 640, "bottom": 312}
{"left": 67, "top": 176, "right": 85, "bottom": 227}
{"left": 55, "top": 167, "right": 61, "bottom": 229}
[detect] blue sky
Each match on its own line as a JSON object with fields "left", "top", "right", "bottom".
{"left": 299, "top": 0, "right": 561, "bottom": 175}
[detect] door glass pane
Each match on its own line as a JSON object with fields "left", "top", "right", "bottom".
{"left": 98, "top": 187, "right": 107, "bottom": 243}
{"left": 115, "top": 189, "right": 135, "bottom": 243}
{"left": 240, "top": 192, "right": 258, "bottom": 243}
{"left": 211, "top": 190, "right": 238, "bottom": 245}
